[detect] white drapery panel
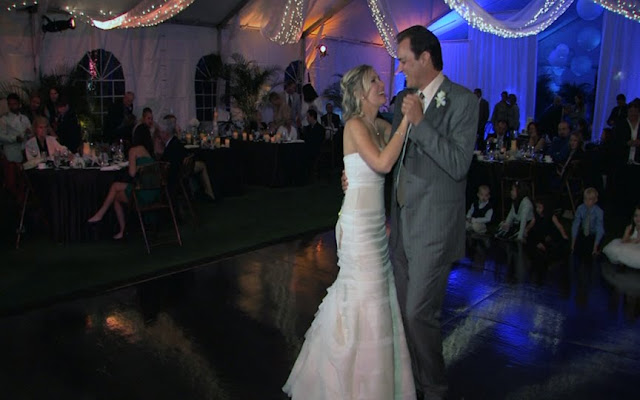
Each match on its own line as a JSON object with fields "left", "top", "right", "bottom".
{"left": 592, "top": 10, "right": 640, "bottom": 141}
{"left": 36, "top": 20, "right": 218, "bottom": 128}
{"left": 444, "top": 0, "right": 574, "bottom": 38}
{"left": 440, "top": 41, "right": 472, "bottom": 90}
{"left": 469, "top": 28, "right": 537, "bottom": 132}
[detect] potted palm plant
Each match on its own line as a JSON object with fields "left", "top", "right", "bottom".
{"left": 224, "top": 53, "right": 279, "bottom": 132}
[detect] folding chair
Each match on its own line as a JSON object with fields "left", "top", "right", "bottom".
{"left": 178, "top": 154, "right": 198, "bottom": 227}
{"left": 131, "top": 161, "right": 182, "bottom": 254}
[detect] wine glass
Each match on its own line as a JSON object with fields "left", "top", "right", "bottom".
{"left": 28, "top": 147, "right": 40, "bottom": 160}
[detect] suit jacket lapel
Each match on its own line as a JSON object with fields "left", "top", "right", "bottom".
{"left": 423, "top": 77, "right": 452, "bottom": 128}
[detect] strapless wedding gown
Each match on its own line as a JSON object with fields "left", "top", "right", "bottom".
{"left": 603, "top": 228, "right": 640, "bottom": 269}
{"left": 283, "top": 153, "right": 416, "bottom": 399}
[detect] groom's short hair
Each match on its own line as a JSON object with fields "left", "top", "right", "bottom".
{"left": 397, "top": 25, "right": 443, "bottom": 71}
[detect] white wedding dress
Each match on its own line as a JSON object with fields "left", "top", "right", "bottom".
{"left": 283, "top": 153, "right": 416, "bottom": 399}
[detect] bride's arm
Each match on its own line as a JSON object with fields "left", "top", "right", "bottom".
{"left": 377, "top": 118, "right": 392, "bottom": 146}
{"left": 348, "top": 115, "right": 409, "bottom": 174}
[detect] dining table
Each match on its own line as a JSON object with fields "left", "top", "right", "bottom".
{"left": 26, "top": 165, "right": 124, "bottom": 243}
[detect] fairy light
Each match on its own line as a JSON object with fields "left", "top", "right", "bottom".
{"left": 592, "top": 0, "right": 640, "bottom": 23}
{"left": 61, "top": 0, "right": 194, "bottom": 29}
{"left": 269, "top": 0, "right": 306, "bottom": 45}
{"left": 366, "top": 0, "right": 397, "bottom": 57}
{"left": 2, "top": 1, "right": 38, "bottom": 11}
{"left": 444, "top": 0, "right": 574, "bottom": 38}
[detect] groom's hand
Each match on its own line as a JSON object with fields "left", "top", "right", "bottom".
{"left": 401, "top": 93, "right": 424, "bottom": 126}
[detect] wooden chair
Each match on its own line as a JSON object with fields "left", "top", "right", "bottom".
{"left": 131, "top": 161, "right": 182, "bottom": 254}
{"left": 178, "top": 154, "right": 198, "bottom": 227}
{"left": 561, "top": 160, "right": 585, "bottom": 214}
{"left": 8, "top": 163, "right": 49, "bottom": 249}
{"left": 500, "top": 160, "right": 535, "bottom": 220}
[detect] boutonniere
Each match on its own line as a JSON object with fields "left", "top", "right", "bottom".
{"left": 435, "top": 90, "right": 447, "bottom": 108}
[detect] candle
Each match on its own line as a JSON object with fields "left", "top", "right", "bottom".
{"left": 224, "top": 138, "right": 231, "bottom": 148}
{"left": 249, "top": 134, "right": 254, "bottom": 141}
{"left": 214, "top": 137, "right": 221, "bottom": 148}
{"left": 242, "top": 132, "right": 247, "bottom": 141}
{"left": 185, "top": 133, "right": 192, "bottom": 144}
{"left": 510, "top": 140, "right": 517, "bottom": 151}
{"left": 232, "top": 131, "right": 239, "bottom": 139}
{"left": 270, "top": 136, "right": 276, "bottom": 143}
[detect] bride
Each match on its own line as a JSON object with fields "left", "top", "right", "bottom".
{"left": 283, "top": 65, "right": 415, "bottom": 399}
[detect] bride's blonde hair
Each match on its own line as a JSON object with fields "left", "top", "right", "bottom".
{"left": 340, "top": 65, "right": 375, "bottom": 121}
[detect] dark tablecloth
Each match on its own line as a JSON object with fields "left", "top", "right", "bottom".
{"left": 190, "top": 147, "right": 243, "bottom": 197}
{"left": 27, "top": 168, "right": 122, "bottom": 243}
{"left": 231, "top": 140, "right": 309, "bottom": 187}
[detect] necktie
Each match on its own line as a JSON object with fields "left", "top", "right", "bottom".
{"left": 396, "top": 92, "right": 425, "bottom": 207}
{"left": 583, "top": 208, "right": 591, "bottom": 236}
{"left": 288, "top": 95, "right": 292, "bottom": 107}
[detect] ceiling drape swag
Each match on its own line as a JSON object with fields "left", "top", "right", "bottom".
{"left": 591, "top": 0, "right": 640, "bottom": 23}
{"left": 443, "top": 0, "right": 575, "bottom": 38}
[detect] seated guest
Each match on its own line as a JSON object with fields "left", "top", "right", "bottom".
{"left": 526, "top": 121, "right": 545, "bottom": 152}
{"left": 269, "top": 91, "right": 291, "bottom": 128}
{"left": 44, "top": 87, "right": 59, "bottom": 126}
{"left": 571, "top": 187, "right": 604, "bottom": 256}
{"left": 88, "top": 125, "right": 156, "bottom": 239}
{"left": 55, "top": 97, "right": 82, "bottom": 154}
{"left": 527, "top": 197, "right": 568, "bottom": 254}
{"left": 277, "top": 118, "right": 298, "bottom": 141}
{"left": 25, "top": 116, "right": 68, "bottom": 161}
{"left": 603, "top": 205, "right": 640, "bottom": 268}
{"left": 156, "top": 117, "right": 188, "bottom": 192}
{"left": 23, "top": 92, "right": 44, "bottom": 124}
{"left": 466, "top": 185, "right": 493, "bottom": 234}
{"left": 495, "top": 181, "right": 534, "bottom": 242}
{"left": 104, "top": 91, "right": 135, "bottom": 144}
{"left": 160, "top": 115, "right": 215, "bottom": 201}
{"left": 485, "top": 119, "right": 511, "bottom": 151}
{"left": 0, "top": 93, "right": 31, "bottom": 162}
{"left": 549, "top": 121, "right": 571, "bottom": 162}
{"left": 557, "top": 132, "right": 585, "bottom": 179}
{"left": 133, "top": 107, "right": 157, "bottom": 139}
{"left": 607, "top": 93, "right": 627, "bottom": 127}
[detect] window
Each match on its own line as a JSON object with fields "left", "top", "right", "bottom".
{"left": 75, "top": 49, "right": 125, "bottom": 133}
{"left": 195, "top": 54, "right": 221, "bottom": 122}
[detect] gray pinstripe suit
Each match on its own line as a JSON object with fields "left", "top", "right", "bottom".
{"left": 390, "top": 76, "right": 478, "bottom": 398}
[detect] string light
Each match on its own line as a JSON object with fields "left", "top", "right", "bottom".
{"left": 592, "top": 0, "right": 640, "bottom": 23}
{"left": 444, "top": 0, "right": 574, "bottom": 38}
{"left": 2, "top": 1, "right": 38, "bottom": 12}
{"left": 268, "top": 0, "right": 306, "bottom": 45}
{"left": 62, "top": 0, "right": 194, "bottom": 30}
{"left": 366, "top": 0, "right": 397, "bottom": 57}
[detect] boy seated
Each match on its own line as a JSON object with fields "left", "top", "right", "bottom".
{"left": 466, "top": 185, "right": 493, "bottom": 234}
{"left": 571, "top": 187, "right": 605, "bottom": 256}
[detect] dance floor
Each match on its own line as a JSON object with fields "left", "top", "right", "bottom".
{"left": 1, "top": 230, "right": 639, "bottom": 399}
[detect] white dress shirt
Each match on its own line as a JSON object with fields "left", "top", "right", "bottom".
{"left": 418, "top": 72, "right": 445, "bottom": 113}
{"left": 0, "top": 111, "right": 31, "bottom": 162}
{"left": 277, "top": 125, "right": 298, "bottom": 141}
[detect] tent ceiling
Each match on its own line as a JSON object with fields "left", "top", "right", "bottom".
{"left": 43, "top": 0, "right": 523, "bottom": 43}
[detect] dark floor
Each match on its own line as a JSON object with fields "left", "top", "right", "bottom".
{"left": 1, "top": 230, "right": 639, "bottom": 400}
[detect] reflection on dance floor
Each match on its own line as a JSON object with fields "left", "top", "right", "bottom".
{"left": 0, "top": 232, "right": 639, "bottom": 399}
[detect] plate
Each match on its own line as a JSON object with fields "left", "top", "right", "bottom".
{"left": 184, "top": 144, "right": 200, "bottom": 149}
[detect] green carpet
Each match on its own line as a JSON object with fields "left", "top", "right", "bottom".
{"left": 1, "top": 182, "right": 343, "bottom": 314}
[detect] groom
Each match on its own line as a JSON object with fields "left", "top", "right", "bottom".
{"left": 390, "top": 26, "right": 478, "bottom": 399}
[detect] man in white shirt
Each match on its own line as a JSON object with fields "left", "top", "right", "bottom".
{"left": 0, "top": 93, "right": 31, "bottom": 162}
{"left": 283, "top": 81, "right": 301, "bottom": 126}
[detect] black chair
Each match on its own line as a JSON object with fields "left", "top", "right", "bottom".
{"left": 177, "top": 154, "right": 198, "bottom": 227}
{"left": 131, "top": 161, "right": 182, "bottom": 254}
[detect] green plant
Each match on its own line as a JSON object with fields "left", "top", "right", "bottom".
{"left": 224, "top": 53, "right": 280, "bottom": 129}
{"left": 322, "top": 73, "right": 343, "bottom": 109}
